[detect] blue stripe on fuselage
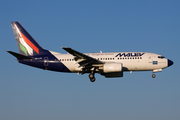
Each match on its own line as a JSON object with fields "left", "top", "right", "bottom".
{"left": 18, "top": 51, "right": 70, "bottom": 72}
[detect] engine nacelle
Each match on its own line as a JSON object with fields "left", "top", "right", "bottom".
{"left": 101, "top": 72, "right": 123, "bottom": 78}
{"left": 103, "top": 62, "right": 122, "bottom": 73}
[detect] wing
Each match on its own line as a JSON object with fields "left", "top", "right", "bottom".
{"left": 62, "top": 47, "right": 104, "bottom": 68}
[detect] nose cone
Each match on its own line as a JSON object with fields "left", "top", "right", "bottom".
{"left": 168, "top": 59, "right": 174, "bottom": 67}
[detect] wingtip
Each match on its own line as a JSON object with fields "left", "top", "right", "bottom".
{"left": 61, "top": 47, "right": 70, "bottom": 49}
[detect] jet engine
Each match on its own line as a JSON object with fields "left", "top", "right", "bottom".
{"left": 103, "top": 62, "right": 122, "bottom": 73}
{"left": 101, "top": 63, "right": 123, "bottom": 78}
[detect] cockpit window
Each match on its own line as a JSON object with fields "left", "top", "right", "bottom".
{"left": 158, "top": 56, "right": 165, "bottom": 59}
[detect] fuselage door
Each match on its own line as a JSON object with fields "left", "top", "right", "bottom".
{"left": 44, "top": 57, "right": 49, "bottom": 66}
{"left": 148, "top": 55, "right": 153, "bottom": 63}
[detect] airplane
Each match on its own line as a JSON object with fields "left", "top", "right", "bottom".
{"left": 7, "top": 22, "right": 173, "bottom": 82}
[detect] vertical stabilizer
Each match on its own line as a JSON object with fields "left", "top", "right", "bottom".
{"left": 11, "top": 22, "right": 45, "bottom": 56}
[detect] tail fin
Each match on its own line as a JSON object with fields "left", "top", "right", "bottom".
{"left": 11, "top": 22, "right": 45, "bottom": 56}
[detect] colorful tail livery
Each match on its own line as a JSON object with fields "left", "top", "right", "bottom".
{"left": 8, "top": 22, "right": 174, "bottom": 82}
{"left": 11, "top": 22, "right": 46, "bottom": 56}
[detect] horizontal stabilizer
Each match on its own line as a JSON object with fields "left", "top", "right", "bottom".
{"left": 7, "top": 51, "right": 32, "bottom": 59}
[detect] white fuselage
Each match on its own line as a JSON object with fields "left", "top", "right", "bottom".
{"left": 51, "top": 51, "right": 168, "bottom": 73}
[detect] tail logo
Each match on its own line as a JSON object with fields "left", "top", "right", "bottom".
{"left": 15, "top": 25, "right": 39, "bottom": 55}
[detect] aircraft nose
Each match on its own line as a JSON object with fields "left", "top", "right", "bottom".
{"left": 168, "top": 59, "right": 174, "bottom": 67}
